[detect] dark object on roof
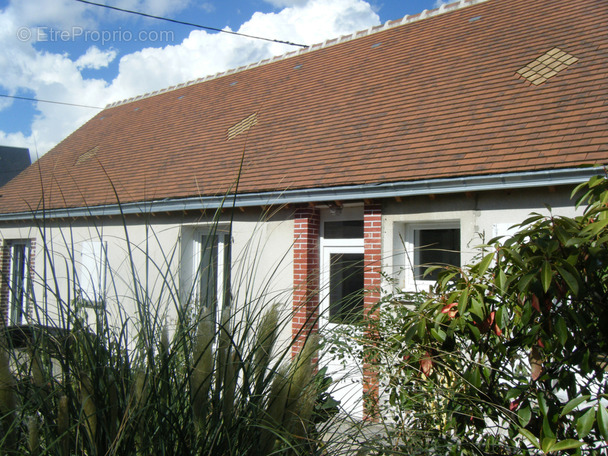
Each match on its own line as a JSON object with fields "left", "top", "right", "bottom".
{"left": 0, "top": 146, "right": 30, "bottom": 188}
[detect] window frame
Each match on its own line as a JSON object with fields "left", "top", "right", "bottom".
{"left": 189, "top": 228, "right": 231, "bottom": 325}
{"left": 7, "top": 240, "right": 31, "bottom": 325}
{"left": 319, "top": 219, "right": 365, "bottom": 328}
{"left": 402, "top": 221, "right": 461, "bottom": 292}
{"left": 78, "top": 239, "right": 108, "bottom": 308}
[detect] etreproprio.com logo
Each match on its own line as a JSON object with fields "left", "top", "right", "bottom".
{"left": 17, "top": 26, "right": 175, "bottom": 46}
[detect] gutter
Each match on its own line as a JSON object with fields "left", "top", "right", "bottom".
{"left": 0, "top": 167, "right": 603, "bottom": 222}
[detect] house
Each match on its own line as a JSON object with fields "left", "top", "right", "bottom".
{"left": 0, "top": 0, "right": 606, "bottom": 415}
{"left": 0, "top": 146, "right": 31, "bottom": 189}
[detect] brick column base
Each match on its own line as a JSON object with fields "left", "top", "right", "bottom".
{"left": 363, "top": 202, "right": 382, "bottom": 418}
{"left": 292, "top": 207, "right": 320, "bottom": 356}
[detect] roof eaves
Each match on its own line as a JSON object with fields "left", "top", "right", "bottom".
{"left": 0, "top": 167, "right": 602, "bottom": 222}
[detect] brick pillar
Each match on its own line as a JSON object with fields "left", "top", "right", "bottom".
{"left": 292, "top": 207, "right": 320, "bottom": 356}
{"left": 363, "top": 202, "right": 382, "bottom": 417}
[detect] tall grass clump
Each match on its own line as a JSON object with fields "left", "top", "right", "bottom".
{"left": 0, "top": 202, "right": 340, "bottom": 455}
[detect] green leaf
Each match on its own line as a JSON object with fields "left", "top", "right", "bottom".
{"left": 466, "top": 366, "right": 481, "bottom": 389}
{"left": 438, "top": 270, "right": 459, "bottom": 288}
{"left": 417, "top": 319, "right": 426, "bottom": 340}
{"left": 467, "top": 322, "right": 480, "bottom": 341}
{"left": 403, "top": 324, "right": 418, "bottom": 344}
{"left": 549, "top": 439, "right": 584, "bottom": 452}
{"left": 582, "top": 218, "right": 608, "bottom": 236}
{"left": 596, "top": 404, "right": 608, "bottom": 442}
{"left": 430, "top": 328, "right": 446, "bottom": 343}
{"left": 576, "top": 407, "right": 595, "bottom": 438}
{"left": 542, "top": 415, "right": 556, "bottom": 440}
{"left": 476, "top": 252, "right": 494, "bottom": 277}
{"left": 538, "top": 392, "right": 549, "bottom": 417}
{"left": 541, "top": 437, "right": 556, "bottom": 453}
{"left": 518, "top": 428, "right": 541, "bottom": 450}
{"left": 496, "top": 306, "right": 507, "bottom": 329}
{"left": 556, "top": 265, "right": 579, "bottom": 295}
{"left": 521, "top": 214, "right": 545, "bottom": 226}
{"left": 469, "top": 297, "right": 484, "bottom": 319}
{"left": 555, "top": 317, "right": 568, "bottom": 347}
{"left": 518, "top": 404, "right": 532, "bottom": 427}
{"left": 560, "top": 395, "right": 591, "bottom": 417}
{"left": 541, "top": 261, "right": 552, "bottom": 293}
{"left": 501, "top": 269, "right": 509, "bottom": 289}
{"left": 518, "top": 273, "right": 536, "bottom": 293}
{"left": 458, "top": 287, "right": 469, "bottom": 313}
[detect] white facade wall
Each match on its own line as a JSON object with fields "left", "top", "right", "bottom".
{"left": 382, "top": 186, "right": 583, "bottom": 292}
{"left": 0, "top": 210, "right": 295, "bottom": 343}
{"left": 0, "top": 184, "right": 588, "bottom": 345}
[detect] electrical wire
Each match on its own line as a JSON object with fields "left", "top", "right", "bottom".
{"left": 2, "top": 3, "right": 310, "bottom": 111}
{"left": 0, "top": 93, "right": 103, "bottom": 109}
{"left": 74, "top": 0, "right": 309, "bottom": 48}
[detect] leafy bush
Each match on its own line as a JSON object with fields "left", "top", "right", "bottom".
{"left": 361, "top": 175, "right": 608, "bottom": 455}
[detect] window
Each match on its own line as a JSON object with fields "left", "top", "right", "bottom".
{"left": 414, "top": 228, "right": 460, "bottom": 282}
{"left": 321, "top": 220, "right": 365, "bottom": 326}
{"left": 399, "top": 223, "right": 461, "bottom": 291}
{"left": 7, "top": 241, "right": 30, "bottom": 325}
{"left": 192, "top": 231, "right": 231, "bottom": 324}
{"left": 324, "top": 220, "right": 364, "bottom": 239}
{"left": 328, "top": 252, "right": 364, "bottom": 324}
{"left": 79, "top": 240, "right": 107, "bottom": 306}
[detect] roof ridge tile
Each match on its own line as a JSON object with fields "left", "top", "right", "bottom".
{"left": 105, "top": 0, "right": 490, "bottom": 109}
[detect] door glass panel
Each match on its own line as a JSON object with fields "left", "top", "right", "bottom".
{"left": 329, "top": 253, "right": 364, "bottom": 324}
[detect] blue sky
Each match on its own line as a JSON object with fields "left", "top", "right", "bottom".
{"left": 0, "top": 0, "right": 445, "bottom": 160}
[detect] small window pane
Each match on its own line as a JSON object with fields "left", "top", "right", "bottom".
{"left": 415, "top": 228, "right": 460, "bottom": 281}
{"left": 80, "top": 240, "right": 106, "bottom": 305}
{"left": 199, "top": 234, "right": 219, "bottom": 310}
{"left": 329, "top": 253, "right": 364, "bottom": 324}
{"left": 9, "top": 243, "right": 28, "bottom": 324}
{"left": 324, "top": 221, "right": 364, "bottom": 239}
{"left": 198, "top": 233, "right": 231, "bottom": 324}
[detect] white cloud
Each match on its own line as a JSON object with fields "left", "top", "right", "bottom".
{"left": 76, "top": 46, "right": 118, "bottom": 69}
{"left": 243, "top": 0, "right": 379, "bottom": 48}
{"left": 200, "top": 3, "right": 215, "bottom": 13}
{"left": 263, "top": 0, "right": 308, "bottom": 7}
{"left": 434, "top": 0, "right": 450, "bottom": 8}
{"left": 8, "top": 0, "right": 92, "bottom": 30}
{"left": 114, "top": 0, "right": 191, "bottom": 17}
{"left": 0, "top": 0, "right": 379, "bottom": 158}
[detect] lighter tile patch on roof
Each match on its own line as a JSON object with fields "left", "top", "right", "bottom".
{"left": 517, "top": 47, "right": 578, "bottom": 85}
{"left": 227, "top": 113, "right": 258, "bottom": 140}
{"left": 76, "top": 146, "right": 99, "bottom": 165}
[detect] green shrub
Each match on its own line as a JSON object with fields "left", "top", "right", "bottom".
{"left": 354, "top": 175, "right": 608, "bottom": 455}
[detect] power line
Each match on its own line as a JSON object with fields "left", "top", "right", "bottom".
{"left": 0, "top": 93, "right": 103, "bottom": 109}
{"left": 74, "top": 0, "right": 309, "bottom": 48}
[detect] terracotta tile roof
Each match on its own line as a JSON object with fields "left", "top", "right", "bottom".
{"left": 1, "top": 0, "right": 606, "bottom": 214}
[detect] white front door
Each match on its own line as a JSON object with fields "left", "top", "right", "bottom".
{"left": 320, "top": 242, "right": 365, "bottom": 417}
